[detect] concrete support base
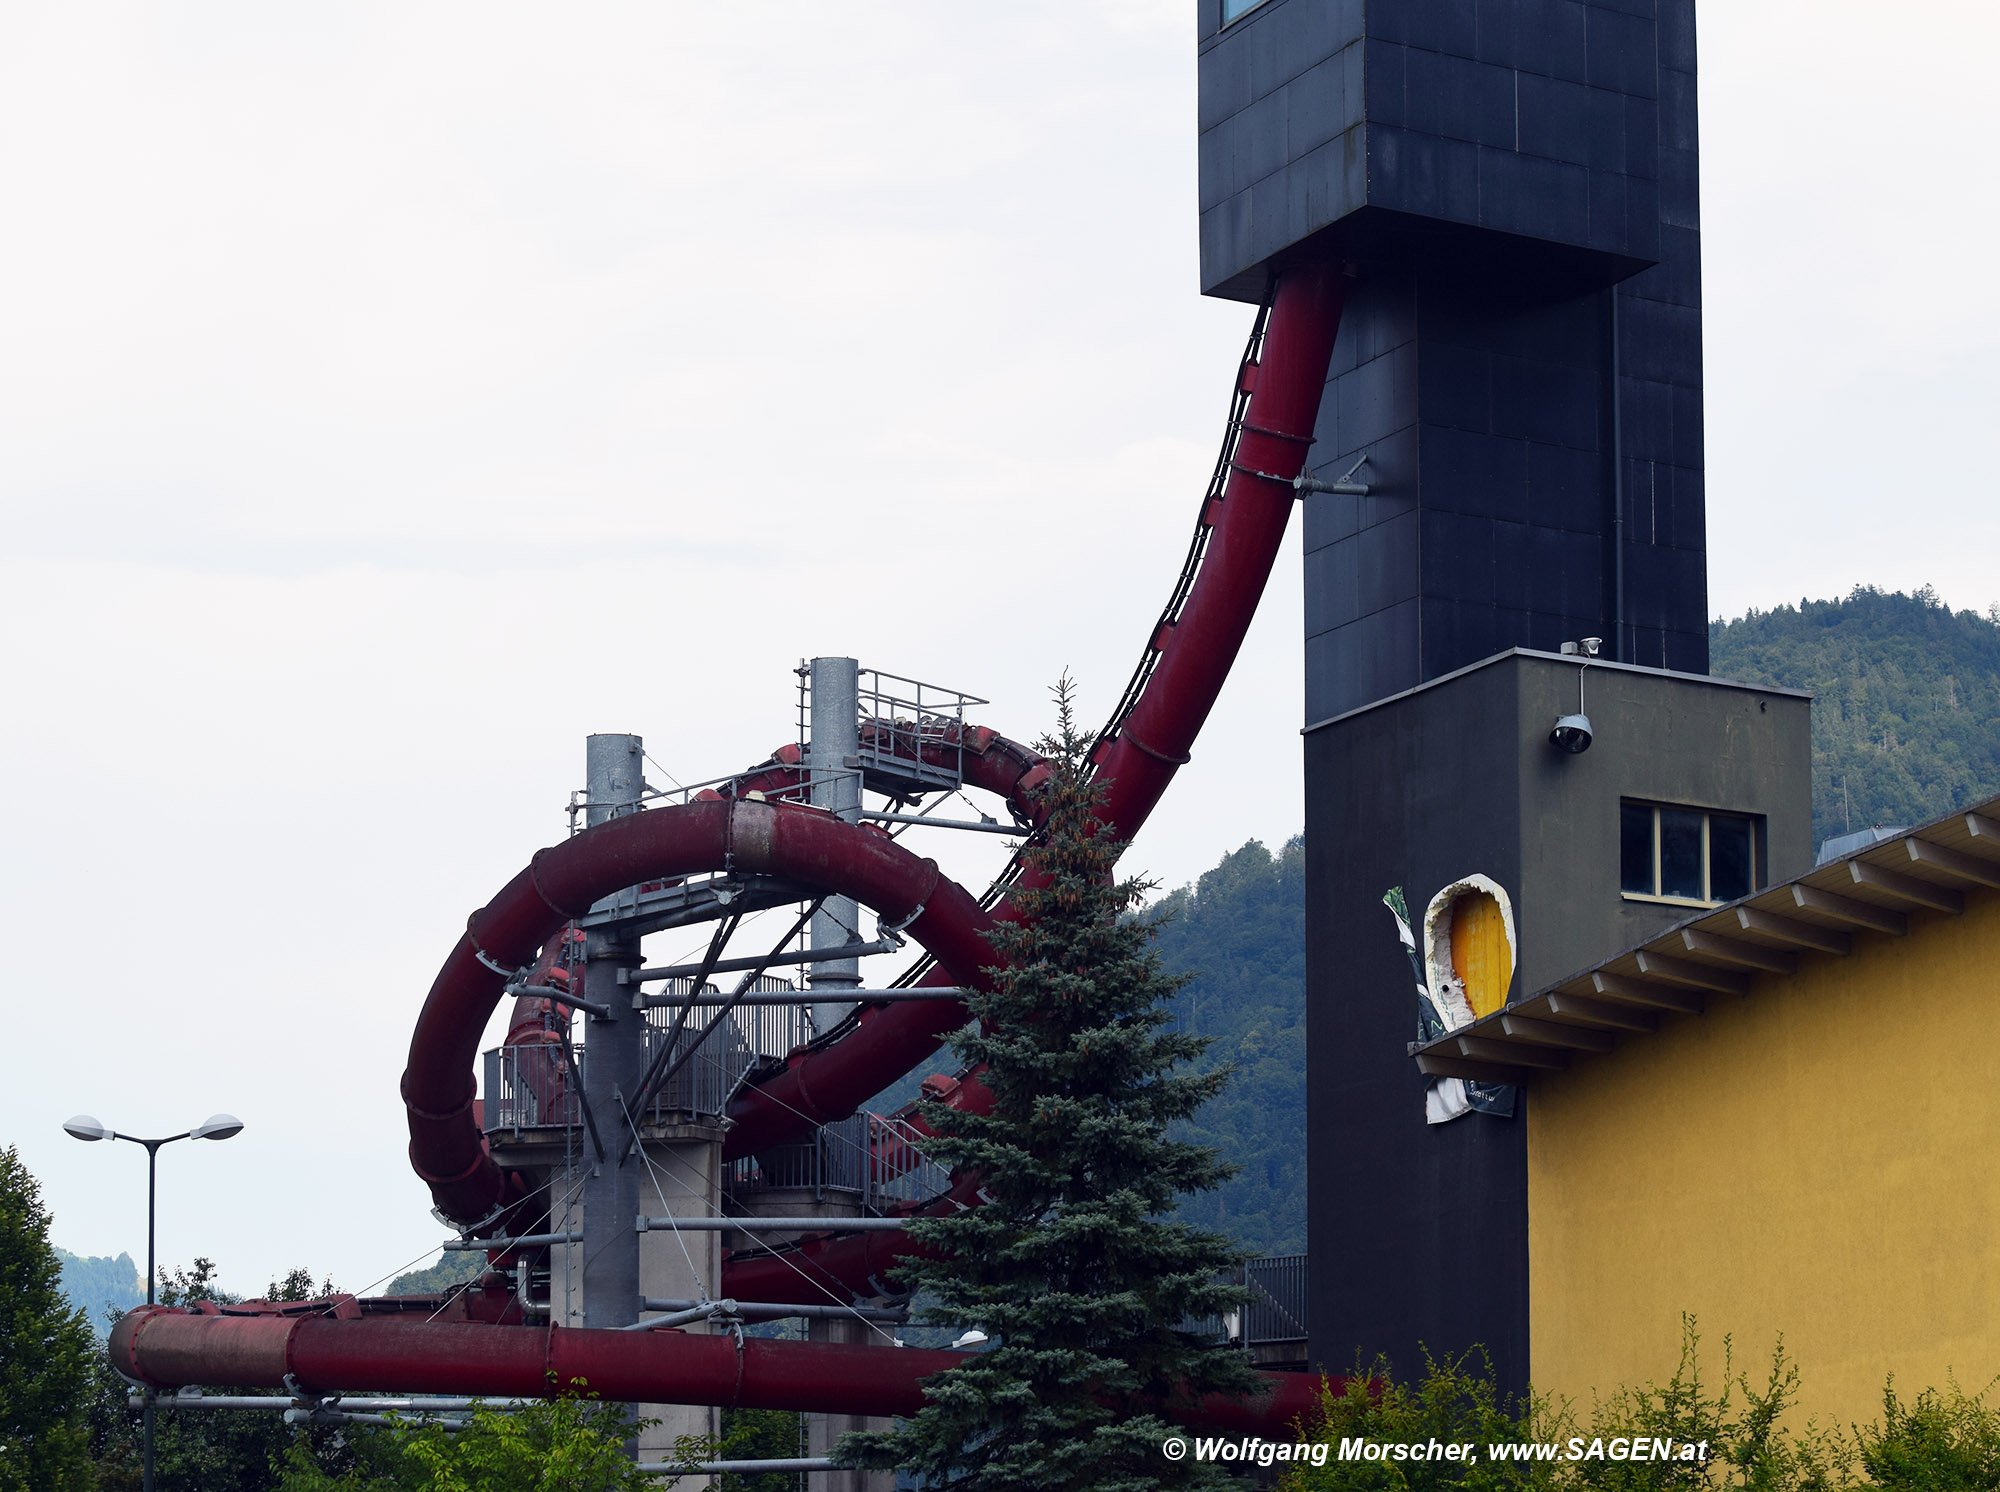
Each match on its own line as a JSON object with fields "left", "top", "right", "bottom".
{"left": 635, "top": 1127, "right": 726, "bottom": 1473}
{"left": 734, "top": 1185, "right": 896, "bottom": 1492}
{"left": 549, "top": 1123, "right": 726, "bottom": 1486}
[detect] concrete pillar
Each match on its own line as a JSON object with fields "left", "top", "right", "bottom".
{"left": 807, "top": 657, "right": 863, "bottom": 1037}
{"left": 808, "top": 1312, "right": 895, "bottom": 1491}
{"left": 738, "top": 1186, "right": 897, "bottom": 1492}
{"left": 634, "top": 1125, "right": 726, "bottom": 1473}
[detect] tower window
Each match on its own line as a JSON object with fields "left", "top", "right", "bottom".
{"left": 1621, "top": 802, "right": 1759, "bottom": 906}
{"left": 1222, "top": 0, "right": 1273, "bottom": 23}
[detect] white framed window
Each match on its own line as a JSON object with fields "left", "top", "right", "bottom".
{"left": 1223, "top": 0, "right": 1275, "bottom": 24}
{"left": 1620, "top": 801, "right": 1759, "bottom": 907}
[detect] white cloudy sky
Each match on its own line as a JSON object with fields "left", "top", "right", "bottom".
{"left": 3, "top": 2, "right": 1994, "bottom": 1297}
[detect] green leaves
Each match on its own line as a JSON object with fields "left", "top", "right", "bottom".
{"left": 1283, "top": 1321, "right": 2000, "bottom": 1491}
{"left": 271, "top": 1387, "right": 652, "bottom": 1492}
{"left": 0, "top": 1146, "right": 96, "bottom": 1492}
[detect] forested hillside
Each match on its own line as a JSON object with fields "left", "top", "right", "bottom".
{"left": 1150, "top": 838, "right": 1306, "bottom": 1257}
{"left": 1711, "top": 586, "right": 2000, "bottom": 845}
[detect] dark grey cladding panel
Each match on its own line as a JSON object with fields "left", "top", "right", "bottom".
{"left": 1198, "top": 0, "right": 1668, "bottom": 300}
{"left": 1303, "top": 652, "right": 1807, "bottom": 1381}
{"left": 1300, "top": 243, "right": 1708, "bottom": 719}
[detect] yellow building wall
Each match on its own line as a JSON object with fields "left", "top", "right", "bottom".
{"left": 1529, "top": 892, "right": 2000, "bottom": 1432}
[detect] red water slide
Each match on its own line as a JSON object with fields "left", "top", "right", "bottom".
{"left": 115, "top": 259, "right": 1347, "bottom": 1429}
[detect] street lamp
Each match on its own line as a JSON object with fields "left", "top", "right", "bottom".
{"left": 65, "top": 1112, "right": 244, "bottom": 1492}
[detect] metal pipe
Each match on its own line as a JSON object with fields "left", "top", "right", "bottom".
{"left": 637, "top": 1216, "right": 908, "bottom": 1233}
{"left": 859, "top": 812, "right": 1027, "bottom": 836}
{"left": 1606, "top": 286, "right": 1628, "bottom": 661}
{"left": 143, "top": 1141, "right": 158, "bottom": 1492}
{"left": 643, "top": 1297, "right": 908, "bottom": 1325}
{"left": 504, "top": 984, "right": 615, "bottom": 1019}
{"left": 643, "top": 988, "right": 967, "bottom": 1008}
{"left": 624, "top": 939, "right": 894, "bottom": 984}
{"left": 287, "top": 1408, "right": 469, "bottom": 1429}
{"left": 617, "top": 1300, "right": 735, "bottom": 1331}
{"left": 639, "top": 1458, "right": 839, "bottom": 1475}
{"left": 441, "top": 1231, "right": 581, "bottom": 1252}
{"left": 133, "top": 1395, "right": 534, "bottom": 1413}
{"left": 808, "top": 657, "right": 865, "bottom": 1038}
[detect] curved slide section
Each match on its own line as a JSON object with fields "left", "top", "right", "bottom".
{"left": 404, "top": 797, "right": 999, "bottom": 1227}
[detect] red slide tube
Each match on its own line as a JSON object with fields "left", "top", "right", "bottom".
{"left": 109, "top": 1307, "right": 1333, "bottom": 1435}
{"left": 720, "top": 262, "right": 1346, "bottom": 1160}
{"left": 403, "top": 798, "right": 1000, "bottom": 1226}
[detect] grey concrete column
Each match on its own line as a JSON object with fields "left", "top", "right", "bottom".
{"left": 807, "top": 657, "right": 863, "bottom": 1036}
{"left": 734, "top": 1188, "right": 895, "bottom": 1492}
{"left": 635, "top": 1125, "right": 725, "bottom": 1475}
{"left": 808, "top": 1312, "right": 896, "bottom": 1492}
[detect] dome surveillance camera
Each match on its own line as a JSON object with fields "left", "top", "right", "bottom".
{"left": 1550, "top": 713, "right": 1593, "bottom": 754}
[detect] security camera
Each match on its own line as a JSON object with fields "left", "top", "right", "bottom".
{"left": 1550, "top": 713, "right": 1593, "bottom": 754}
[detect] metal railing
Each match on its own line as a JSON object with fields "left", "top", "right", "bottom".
{"left": 1243, "top": 1253, "right": 1307, "bottom": 1344}
{"left": 482, "top": 1043, "right": 580, "bottom": 1134}
{"left": 795, "top": 662, "right": 990, "bottom": 798}
{"left": 480, "top": 979, "right": 811, "bottom": 1138}
{"left": 727, "top": 1112, "right": 952, "bottom": 1215}
{"left": 1182, "top": 1252, "right": 1309, "bottom": 1349}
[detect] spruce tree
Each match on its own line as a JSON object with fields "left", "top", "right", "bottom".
{"left": 843, "top": 680, "right": 1259, "bottom": 1490}
{"left": 0, "top": 1145, "right": 96, "bottom": 1492}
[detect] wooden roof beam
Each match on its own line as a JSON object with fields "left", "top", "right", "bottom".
{"left": 1904, "top": 837, "right": 2000, "bottom": 891}
{"left": 1592, "top": 971, "right": 1709, "bottom": 1013}
{"left": 1681, "top": 927, "right": 1799, "bottom": 975}
{"left": 1790, "top": 882, "right": 1907, "bottom": 936}
{"left": 1457, "top": 1035, "right": 1570, "bottom": 1070}
{"left": 1633, "top": 951, "right": 1752, "bottom": 997}
{"left": 1416, "top": 1052, "right": 1536, "bottom": 1085}
{"left": 1849, "top": 858, "right": 1965, "bottom": 914}
{"left": 1966, "top": 810, "right": 2000, "bottom": 854}
{"left": 1545, "top": 992, "right": 1661, "bottom": 1032}
{"left": 1734, "top": 905, "right": 1852, "bottom": 956}
{"left": 1498, "top": 1014, "right": 1616, "bottom": 1052}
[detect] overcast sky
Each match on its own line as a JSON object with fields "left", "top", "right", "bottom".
{"left": 4, "top": 2, "right": 1995, "bottom": 1298}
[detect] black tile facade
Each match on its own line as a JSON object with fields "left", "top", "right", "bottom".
{"left": 1198, "top": 0, "right": 1707, "bottom": 721}
{"left": 1199, "top": 0, "right": 1668, "bottom": 300}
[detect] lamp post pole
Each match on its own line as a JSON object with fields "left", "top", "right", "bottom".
{"left": 65, "top": 1112, "right": 244, "bottom": 1492}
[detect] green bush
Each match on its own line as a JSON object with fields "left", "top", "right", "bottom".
{"left": 1853, "top": 1380, "right": 2000, "bottom": 1490}
{"left": 1281, "top": 1321, "right": 2000, "bottom": 1492}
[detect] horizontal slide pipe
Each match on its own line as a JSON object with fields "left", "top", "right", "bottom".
{"left": 110, "top": 1308, "right": 1333, "bottom": 1436}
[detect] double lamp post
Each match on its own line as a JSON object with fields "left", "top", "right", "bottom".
{"left": 65, "top": 1111, "right": 244, "bottom": 1492}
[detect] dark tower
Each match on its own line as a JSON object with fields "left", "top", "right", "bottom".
{"left": 1198, "top": 0, "right": 1707, "bottom": 723}
{"left": 1198, "top": 1, "right": 1810, "bottom": 1392}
